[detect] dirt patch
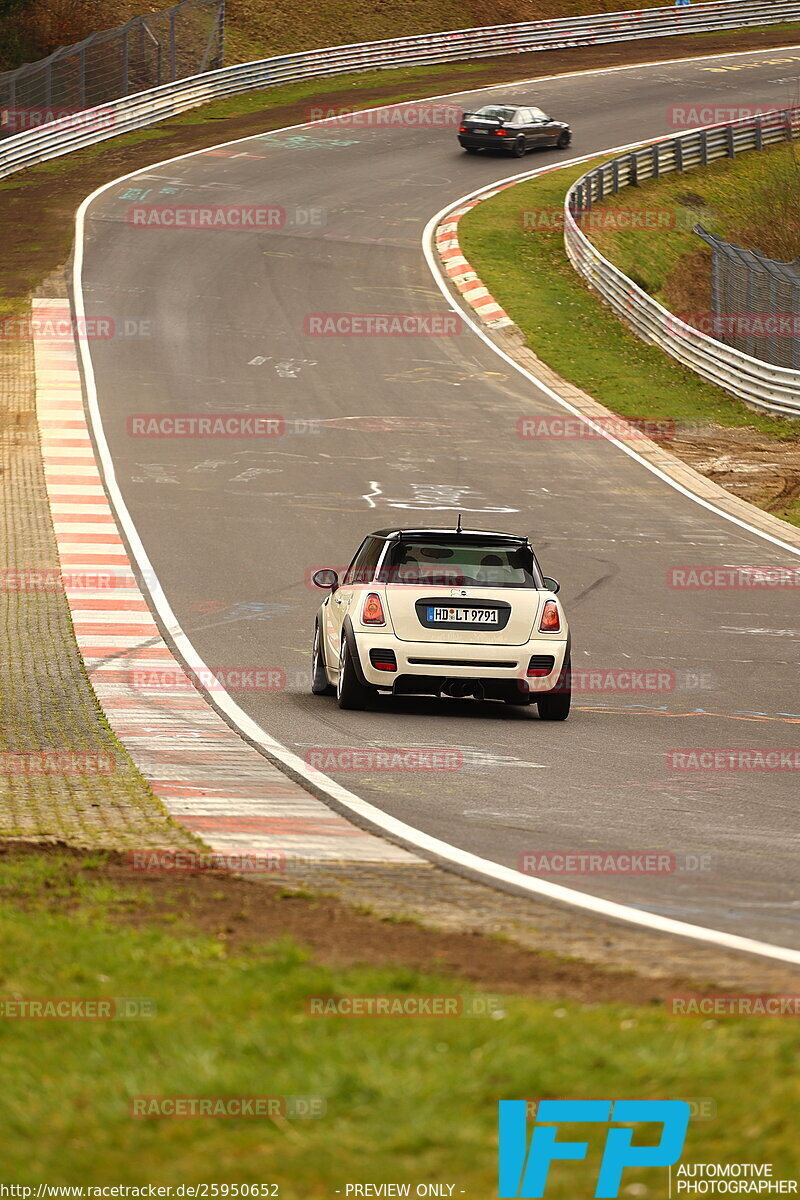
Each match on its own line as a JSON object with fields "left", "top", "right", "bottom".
{"left": 0, "top": 839, "right": 704, "bottom": 1004}
{"left": 3, "top": 26, "right": 800, "bottom": 297}
{"left": 666, "top": 424, "right": 800, "bottom": 518}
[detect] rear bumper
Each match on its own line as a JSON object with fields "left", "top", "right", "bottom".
{"left": 352, "top": 631, "right": 569, "bottom": 691}
{"left": 457, "top": 134, "right": 514, "bottom": 151}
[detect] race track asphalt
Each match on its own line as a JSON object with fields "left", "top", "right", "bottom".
{"left": 77, "top": 44, "right": 800, "bottom": 947}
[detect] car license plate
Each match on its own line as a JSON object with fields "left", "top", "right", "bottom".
{"left": 427, "top": 607, "right": 498, "bottom": 624}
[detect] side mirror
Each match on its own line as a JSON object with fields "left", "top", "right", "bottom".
{"left": 542, "top": 576, "right": 560, "bottom": 594}
{"left": 312, "top": 568, "right": 339, "bottom": 591}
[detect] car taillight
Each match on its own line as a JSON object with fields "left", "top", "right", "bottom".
{"left": 362, "top": 593, "right": 385, "bottom": 625}
{"left": 539, "top": 601, "right": 560, "bottom": 632}
{"left": 494, "top": 129, "right": 507, "bottom": 136}
{"left": 459, "top": 125, "right": 467, "bottom": 132}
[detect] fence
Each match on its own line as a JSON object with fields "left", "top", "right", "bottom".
{"left": 565, "top": 109, "right": 800, "bottom": 416}
{"left": 694, "top": 224, "right": 800, "bottom": 370}
{"left": 0, "top": 0, "right": 224, "bottom": 137}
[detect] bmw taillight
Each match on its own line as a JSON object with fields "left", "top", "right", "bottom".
{"left": 539, "top": 600, "right": 560, "bottom": 633}
{"left": 459, "top": 124, "right": 467, "bottom": 132}
{"left": 362, "top": 593, "right": 385, "bottom": 625}
{"left": 494, "top": 129, "right": 508, "bottom": 136}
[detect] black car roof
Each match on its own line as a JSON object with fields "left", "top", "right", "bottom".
{"left": 368, "top": 527, "right": 529, "bottom": 543}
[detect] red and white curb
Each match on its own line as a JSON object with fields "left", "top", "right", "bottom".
{"left": 434, "top": 189, "right": 520, "bottom": 328}
{"left": 33, "top": 299, "right": 417, "bottom": 868}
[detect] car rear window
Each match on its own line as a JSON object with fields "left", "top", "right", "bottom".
{"left": 473, "top": 106, "right": 516, "bottom": 122}
{"left": 377, "top": 540, "right": 537, "bottom": 588}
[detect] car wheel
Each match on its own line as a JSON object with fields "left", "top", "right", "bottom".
{"left": 311, "top": 622, "right": 334, "bottom": 695}
{"left": 511, "top": 136, "right": 526, "bottom": 158}
{"left": 557, "top": 130, "right": 571, "bottom": 149}
{"left": 336, "top": 639, "right": 374, "bottom": 711}
{"left": 537, "top": 656, "right": 571, "bottom": 721}
{"left": 464, "top": 146, "right": 480, "bottom": 154}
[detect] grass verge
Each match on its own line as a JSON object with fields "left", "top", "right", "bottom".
{"left": 1, "top": 846, "right": 798, "bottom": 1190}
{"left": 584, "top": 140, "right": 800, "bottom": 312}
{"left": 457, "top": 154, "right": 800, "bottom": 526}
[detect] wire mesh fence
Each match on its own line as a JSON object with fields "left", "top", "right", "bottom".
{"left": 0, "top": 0, "right": 224, "bottom": 137}
{"left": 695, "top": 225, "right": 800, "bottom": 370}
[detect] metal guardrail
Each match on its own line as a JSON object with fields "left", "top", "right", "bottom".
{"left": 564, "top": 110, "right": 800, "bottom": 416}
{"left": 2, "top": 0, "right": 800, "bottom": 182}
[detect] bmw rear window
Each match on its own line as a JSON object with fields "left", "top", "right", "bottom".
{"left": 377, "top": 539, "right": 538, "bottom": 588}
{"left": 472, "top": 107, "right": 517, "bottom": 122}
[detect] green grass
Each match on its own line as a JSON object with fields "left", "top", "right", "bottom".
{"left": 584, "top": 140, "right": 800, "bottom": 309}
{"left": 458, "top": 158, "right": 800, "bottom": 442}
{"left": 0, "top": 850, "right": 798, "bottom": 1191}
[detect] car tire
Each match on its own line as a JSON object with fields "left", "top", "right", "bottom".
{"left": 511, "top": 136, "right": 526, "bottom": 158}
{"left": 537, "top": 656, "right": 571, "bottom": 721}
{"left": 557, "top": 130, "right": 571, "bottom": 148}
{"left": 336, "top": 639, "right": 374, "bottom": 710}
{"left": 311, "top": 622, "right": 334, "bottom": 695}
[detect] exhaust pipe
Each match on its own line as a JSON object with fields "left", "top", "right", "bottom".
{"left": 441, "top": 679, "right": 484, "bottom": 701}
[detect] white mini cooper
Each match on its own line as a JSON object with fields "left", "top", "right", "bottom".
{"left": 311, "top": 525, "right": 570, "bottom": 719}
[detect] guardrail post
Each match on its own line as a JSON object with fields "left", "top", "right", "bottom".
{"left": 675, "top": 139, "right": 684, "bottom": 173}
{"left": 169, "top": 10, "right": 177, "bottom": 82}
{"left": 78, "top": 46, "right": 86, "bottom": 108}
{"left": 629, "top": 152, "right": 638, "bottom": 187}
{"left": 726, "top": 125, "right": 735, "bottom": 157}
{"left": 652, "top": 143, "right": 660, "bottom": 179}
{"left": 596, "top": 168, "right": 604, "bottom": 202}
{"left": 612, "top": 159, "right": 619, "bottom": 193}
{"left": 122, "top": 27, "right": 129, "bottom": 97}
{"left": 755, "top": 117, "right": 763, "bottom": 150}
{"left": 700, "top": 130, "right": 708, "bottom": 166}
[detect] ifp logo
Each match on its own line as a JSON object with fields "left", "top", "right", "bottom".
{"left": 498, "top": 1099, "right": 690, "bottom": 1198}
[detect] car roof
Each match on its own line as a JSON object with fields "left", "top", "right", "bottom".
{"left": 368, "top": 527, "right": 529, "bottom": 543}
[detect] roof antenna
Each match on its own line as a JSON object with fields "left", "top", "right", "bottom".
{"left": 456, "top": 512, "right": 462, "bottom": 533}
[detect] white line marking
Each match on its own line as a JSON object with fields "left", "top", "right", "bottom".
{"left": 72, "top": 47, "right": 800, "bottom": 964}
